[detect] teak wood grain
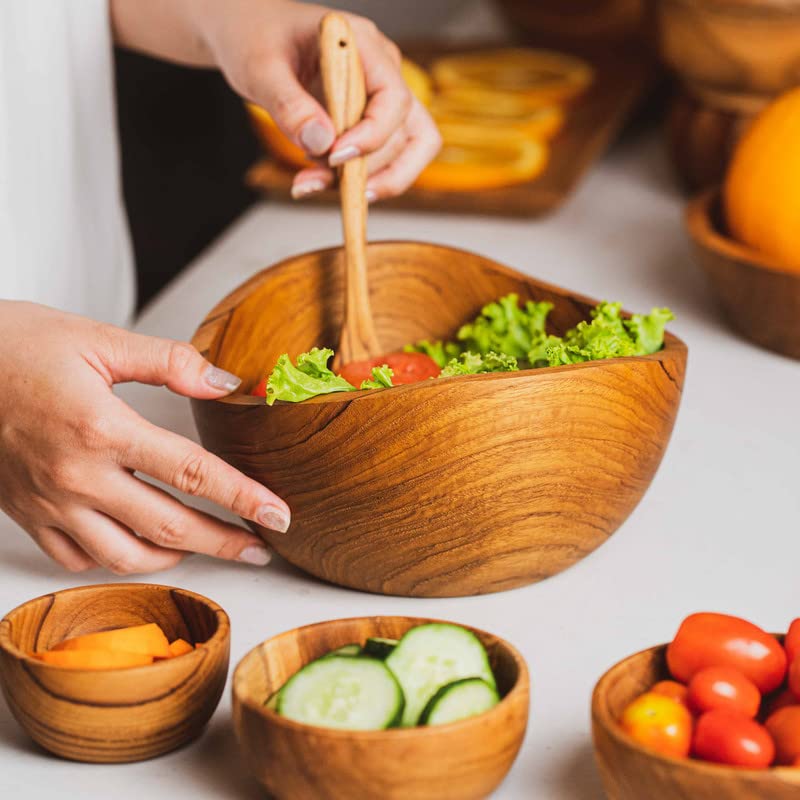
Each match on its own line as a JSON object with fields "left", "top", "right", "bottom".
{"left": 246, "top": 41, "right": 655, "bottom": 217}
{"left": 657, "top": 0, "right": 800, "bottom": 189}
{"left": 0, "top": 583, "right": 230, "bottom": 763}
{"left": 320, "top": 13, "right": 381, "bottom": 367}
{"left": 592, "top": 643, "right": 800, "bottom": 800}
{"left": 191, "top": 241, "right": 687, "bottom": 598}
{"left": 232, "top": 616, "right": 529, "bottom": 800}
{"left": 687, "top": 188, "right": 800, "bottom": 361}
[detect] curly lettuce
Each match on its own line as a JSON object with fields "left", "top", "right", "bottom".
{"left": 440, "top": 351, "right": 519, "bottom": 377}
{"left": 403, "top": 339, "right": 462, "bottom": 369}
{"left": 360, "top": 365, "right": 394, "bottom": 390}
{"left": 266, "top": 347, "right": 356, "bottom": 406}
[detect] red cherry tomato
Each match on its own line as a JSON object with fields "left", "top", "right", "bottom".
{"left": 766, "top": 706, "right": 800, "bottom": 765}
{"left": 786, "top": 619, "right": 800, "bottom": 666}
{"left": 339, "top": 352, "right": 440, "bottom": 387}
{"left": 619, "top": 692, "right": 693, "bottom": 759}
{"left": 651, "top": 680, "right": 691, "bottom": 710}
{"left": 790, "top": 656, "right": 800, "bottom": 701}
{"left": 692, "top": 709, "right": 775, "bottom": 768}
{"left": 687, "top": 666, "right": 761, "bottom": 718}
{"left": 667, "top": 613, "right": 787, "bottom": 694}
{"left": 251, "top": 377, "right": 268, "bottom": 397}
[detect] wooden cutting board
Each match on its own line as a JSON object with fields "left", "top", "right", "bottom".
{"left": 245, "top": 41, "right": 658, "bottom": 217}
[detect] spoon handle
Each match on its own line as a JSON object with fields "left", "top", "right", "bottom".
{"left": 320, "top": 12, "right": 381, "bottom": 367}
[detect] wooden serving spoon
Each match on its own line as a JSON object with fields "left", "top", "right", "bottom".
{"left": 319, "top": 12, "right": 383, "bottom": 372}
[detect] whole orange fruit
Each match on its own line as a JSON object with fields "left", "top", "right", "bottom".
{"left": 724, "top": 87, "right": 800, "bottom": 273}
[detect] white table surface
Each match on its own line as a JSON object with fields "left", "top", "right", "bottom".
{"left": 2, "top": 128, "right": 798, "bottom": 799}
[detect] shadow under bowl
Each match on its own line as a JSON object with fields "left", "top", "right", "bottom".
{"left": 232, "top": 615, "right": 529, "bottom": 800}
{"left": 0, "top": 583, "right": 230, "bottom": 763}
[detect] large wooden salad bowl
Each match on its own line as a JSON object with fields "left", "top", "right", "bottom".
{"left": 191, "top": 242, "right": 687, "bottom": 597}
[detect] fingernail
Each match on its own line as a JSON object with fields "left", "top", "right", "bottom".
{"left": 329, "top": 145, "right": 361, "bottom": 167}
{"left": 238, "top": 545, "right": 271, "bottom": 566}
{"left": 205, "top": 366, "right": 242, "bottom": 393}
{"left": 257, "top": 506, "right": 291, "bottom": 533}
{"left": 299, "top": 120, "right": 334, "bottom": 156}
{"left": 291, "top": 179, "right": 326, "bottom": 200}
{"left": 365, "top": 189, "right": 378, "bottom": 204}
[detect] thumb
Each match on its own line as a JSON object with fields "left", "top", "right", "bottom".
{"left": 98, "top": 329, "right": 243, "bottom": 399}
{"left": 254, "top": 59, "right": 335, "bottom": 157}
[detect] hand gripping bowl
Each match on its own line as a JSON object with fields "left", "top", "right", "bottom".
{"left": 191, "top": 241, "right": 687, "bottom": 597}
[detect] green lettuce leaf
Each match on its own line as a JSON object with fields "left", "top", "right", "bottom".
{"left": 456, "top": 294, "right": 554, "bottom": 360}
{"left": 360, "top": 365, "right": 394, "bottom": 390}
{"left": 440, "top": 350, "right": 519, "bottom": 376}
{"left": 266, "top": 347, "right": 356, "bottom": 406}
{"left": 625, "top": 307, "right": 675, "bottom": 355}
{"left": 404, "top": 339, "right": 462, "bottom": 368}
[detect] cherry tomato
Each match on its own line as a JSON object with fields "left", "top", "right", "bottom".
{"left": 766, "top": 706, "right": 800, "bottom": 765}
{"left": 651, "top": 680, "right": 690, "bottom": 710}
{"left": 692, "top": 709, "right": 775, "bottom": 768}
{"left": 339, "top": 352, "right": 440, "bottom": 387}
{"left": 786, "top": 619, "right": 800, "bottom": 666}
{"left": 790, "top": 656, "right": 800, "bottom": 700}
{"left": 619, "top": 692, "right": 693, "bottom": 759}
{"left": 667, "top": 613, "right": 787, "bottom": 694}
{"left": 251, "top": 377, "right": 268, "bottom": 397}
{"left": 687, "top": 666, "right": 761, "bottom": 718}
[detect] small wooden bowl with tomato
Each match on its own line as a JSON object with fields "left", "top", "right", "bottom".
{"left": 190, "top": 241, "right": 687, "bottom": 597}
{"left": 592, "top": 613, "right": 800, "bottom": 800}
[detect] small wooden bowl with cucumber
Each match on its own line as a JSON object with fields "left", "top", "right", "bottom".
{"left": 232, "top": 616, "right": 530, "bottom": 800}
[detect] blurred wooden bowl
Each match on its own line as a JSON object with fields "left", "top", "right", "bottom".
{"left": 191, "top": 241, "right": 686, "bottom": 597}
{"left": 657, "top": 0, "right": 800, "bottom": 189}
{"left": 592, "top": 642, "right": 800, "bottom": 799}
{"left": 0, "top": 583, "right": 230, "bottom": 763}
{"left": 687, "top": 188, "right": 800, "bottom": 359}
{"left": 232, "top": 615, "right": 529, "bottom": 800}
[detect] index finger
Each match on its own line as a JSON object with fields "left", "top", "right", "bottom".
{"left": 329, "top": 41, "right": 412, "bottom": 165}
{"left": 121, "top": 420, "right": 291, "bottom": 533}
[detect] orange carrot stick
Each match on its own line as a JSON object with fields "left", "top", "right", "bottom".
{"left": 51, "top": 623, "right": 171, "bottom": 659}
{"left": 168, "top": 639, "right": 194, "bottom": 657}
{"left": 33, "top": 649, "right": 154, "bottom": 670}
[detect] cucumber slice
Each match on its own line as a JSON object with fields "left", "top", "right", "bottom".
{"left": 277, "top": 655, "right": 404, "bottom": 730}
{"left": 385, "top": 623, "right": 496, "bottom": 727}
{"left": 324, "top": 643, "right": 362, "bottom": 657}
{"left": 363, "top": 637, "right": 398, "bottom": 660}
{"left": 419, "top": 677, "right": 500, "bottom": 726}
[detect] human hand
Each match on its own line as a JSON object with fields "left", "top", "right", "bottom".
{"left": 0, "top": 302, "right": 289, "bottom": 573}
{"left": 195, "top": 0, "right": 442, "bottom": 201}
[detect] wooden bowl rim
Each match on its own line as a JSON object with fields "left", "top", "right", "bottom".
{"left": 192, "top": 239, "right": 687, "bottom": 408}
{"left": 687, "top": 188, "right": 800, "bottom": 280}
{"left": 233, "top": 615, "right": 530, "bottom": 739}
{"left": 592, "top": 641, "right": 800, "bottom": 782}
{"left": 0, "top": 582, "right": 231, "bottom": 675}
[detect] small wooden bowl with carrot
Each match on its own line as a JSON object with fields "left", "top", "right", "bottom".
{"left": 232, "top": 615, "right": 530, "bottom": 800}
{"left": 0, "top": 583, "right": 230, "bottom": 763}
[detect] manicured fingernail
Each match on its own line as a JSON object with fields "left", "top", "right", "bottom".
{"left": 299, "top": 120, "right": 334, "bottom": 156}
{"left": 238, "top": 545, "right": 271, "bottom": 566}
{"left": 291, "top": 179, "right": 326, "bottom": 200}
{"left": 365, "top": 189, "right": 378, "bottom": 204}
{"left": 205, "top": 366, "right": 242, "bottom": 393}
{"left": 257, "top": 506, "right": 290, "bottom": 533}
{"left": 329, "top": 145, "right": 361, "bottom": 167}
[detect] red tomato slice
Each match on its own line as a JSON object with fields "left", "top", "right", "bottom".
{"left": 339, "top": 352, "right": 440, "bottom": 387}
{"left": 251, "top": 377, "right": 268, "bottom": 397}
{"left": 667, "top": 613, "right": 787, "bottom": 694}
{"left": 693, "top": 709, "right": 775, "bottom": 768}
{"left": 687, "top": 666, "right": 761, "bottom": 718}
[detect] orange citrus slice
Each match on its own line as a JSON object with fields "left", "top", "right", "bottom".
{"left": 401, "top": 58, "right": 433, "bottom": 107}
{"left": 430, "top": 98, "right": 564, "bottom": 141}
{"left": 246, "top": 103, "right": 315, "bottom": 170}
{"left": 414, "top": 124, "right": 548, "bottom": 192}
{"left": 432, "top": 48, "right": 593, "bottom": 105}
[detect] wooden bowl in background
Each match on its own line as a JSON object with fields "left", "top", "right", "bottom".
{"left": 656, "top": 0, "right": 800, "bottom": 189}
{"left": 687, "top": 188, "right": 800, "bottom": 360}
{"left": 592, "top": 642, "right": 800, "bottom": 799}
{"left": 232, "top": 615, "right": 529, "bottom": 800}
{"left": 191, "top": 241, "right": 687, "bottom": 598}
{"left": 0, "top": 583, "right": 230, "bottom": 762}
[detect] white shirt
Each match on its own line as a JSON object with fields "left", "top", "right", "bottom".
{"left": 0, "top": 0, "right": 135, "bottom": 326}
